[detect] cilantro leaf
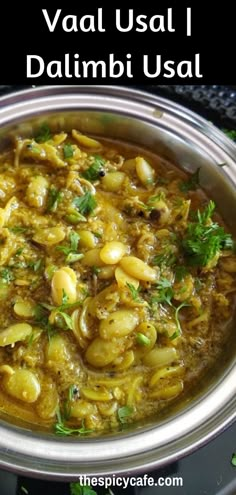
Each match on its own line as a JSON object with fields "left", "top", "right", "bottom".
{"left": 35, "top": 124, "right": 52, "bottom": 143}
{"left": 222, "top": 129, "right": 236, "bottom": 141}
{"left": 154, "top": 278, "right": 173, "bottom": 306}
{"left": 171, "top": 301, "right": 190, "bottom": 340}
{"left": 47, "top": 186, "right": 63, "bottom": 213}
{"left": 179, "top": 168, "right": 201, "bottom": 193}
{"left": 70, "top": 231, "right": 80, "bottom": 251}
{"left": 174, "top": 266, "right": 189, "bottom": 282}
{"left": 153, "top": 250, "right": 176, "bottom": 267}
{"left": 55, "top": 311, "right": 73, "bottom": 330}
{"left": 28, "top": 259, "right": 43, "bottom": 272}
{"left": 70, "top": 482, "right": 97, "bottom": 495}
{"left": 55, "top": 418, "right": 93, "bottom": 436}
{"left": 56, "top": 232, "right": 83, "bottom": 263}
{"left": 231, "top": 453, "right": 236, "bottom": 467}
{"left": 82, "top": 156, "right": 105, "bottom": 182}
{"left": 73, "top": 192, "right": 97, "bottom": 216}
{"left": 9, "top": 226, "right": 28, "bottom": 234}
{"left": 63, "top": 143, "right": 74, "bottom": 159}
{"left": 118, "top": 406, "right": 134, "bottom": 424}
{"left": 126, "top": 283, "right": 141, "bottom": 301}
{"left": 182, "top": 201, "right": 233, "bottom": 267}
{"left": 0, "top": 268, "right": 14, "bottom": 284}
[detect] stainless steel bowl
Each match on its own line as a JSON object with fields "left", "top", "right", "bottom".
{"left": 0, "top": 86, "right": 236, "bottom": 480}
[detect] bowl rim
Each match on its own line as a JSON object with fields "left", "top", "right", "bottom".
{"left": 0, "top": 85, "right": 235, "bottom": 479}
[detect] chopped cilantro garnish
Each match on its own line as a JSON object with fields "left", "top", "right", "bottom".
{"left": 9, "top": 226, "right": 28, "bottom": 234}
{"left": 56, "top": 232, "right": 83, "bottom": 263}
{"left": 118, "top": 406, "right": 134, "bottom": 424}
{"left": 63, "top": 143, "right": 74, "bottom": 159}
{"left": 171, "top": 301, "right": 190, "bottom": 340}
{"left": 62, "top": 289, "right": 69, "bottom": 305}
{"left": 0, "top": 268, "right": 14, "bottom": 284}
{"left": 154, "top": 278, "right": 173, "bottom": 305}
{"left": 126, "top": 283, "right": 141, "bottom": 301}
{"left": 15, "top": 248, "right": 24, "bottom": 256}
{"left": 222, "top": 129, "right": 236, "bottom": 141}
{"left": 70, "top": 483, "right": 97, "bottom": 495}
{"left": 153, "top": 250, "right": 176, "bottom": 267}
{"left": 55, "top": 413, "right": 93, "bottom": 436}
{"left": 55, "top": 311, "right": 73, "bottom": 330}
{"left": 73, "top": 192, "right": 97, "bottom": 216}
{"left": 92, "top": 266, "right": 101, "bottom": 275}
{"left": 179, "top": 168, "right": 201, "bottom": 193}
{"left": 47, "top": 186, "right": 63, "bottom": 213}
{"left": 182, "top": 201, "right": 233, "bottom": 266}
{"left": 28, "top": 259, "right": 43, "bottom": 272}
{"left": 82, "top": 156, "right": 105, "bottom": 182}
{"left": 151, "top": 277, "right": 189, "bottom": 339}
{"left": 35, "top": 124, "right": 52, "bottom": 143}
{"left": 231, "top": 453, "right": 236, "bottom": 467}
{"left": 174, "top": 266, "right": 189, "bottom": 282}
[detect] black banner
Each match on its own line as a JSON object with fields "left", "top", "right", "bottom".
{"left": 0, "top": 2, "right": 233, "bottom": 85}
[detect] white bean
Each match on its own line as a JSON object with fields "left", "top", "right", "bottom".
{"left": 143, "top": 347, "right": 177, "bottom": 368}
{"left": 26, "top": 176, "right": 49, "bottom": 208}
{"left": 33, "top": 227, "right": 65, "bottom": 246}
{"left": 51, "top": 267, "right": 77, "bottom": 305}
{"left": 101, "top": 172, "right": 125, "bottom": 192}
{"left": 3, "top": 368, "right": 41, "bottom": 403}
{"left": 85, "top": 337, "right": 125, "bottom": 367}
{"left": 135, "top": 157, "right": 155, "bottom": 186}
{"left": 100, "top": 241, "right": 127, "bottom": 265}
{"left": 120, "top": 256, "right": 157, "bottom": 282}
{"left": 0, "top": 323, "right": 32, "bottom": 347}
{"left": 99, "top": 309, "right": 139, "bottom": 339}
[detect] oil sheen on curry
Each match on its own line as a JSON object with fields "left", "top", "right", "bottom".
{"left": 0, "top": 125, "right": 235, "bottom": 435}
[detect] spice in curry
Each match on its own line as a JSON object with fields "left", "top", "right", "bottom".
{"left": 0, "top": 125, "right": 235, "bottom": 435}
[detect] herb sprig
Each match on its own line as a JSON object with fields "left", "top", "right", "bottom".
{"left": 47, "top": 186, "right": 63, "bottom": 213}
{"left": 35, "top": 124, "right": 52, "bottom": 143}
{"left": 182, "top": 201, "right": 233, "bottom": 267}
{"left": 82, "top": 156, "right": 105, "bottom": 182}
{"left": 56, "top": 231, "right": 83, "bottom": 263}
{"left": 73, "top": 192, "right": 97, "bottom": 216}
{"left": 179, "top": 168, "right": 201, "bottom": 193}
{"left": 151, "top": 278, "right": 189, "bottom": 339}
{"left": 117, "top": 406, "right": 134, "bottom": 424}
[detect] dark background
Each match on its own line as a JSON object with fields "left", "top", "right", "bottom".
{"left": 0, "top": 1, "right": 234, "bottom": 84}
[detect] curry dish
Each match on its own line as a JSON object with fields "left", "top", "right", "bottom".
{"left": 0, "top": 126, "right": 235, "bottom": 435}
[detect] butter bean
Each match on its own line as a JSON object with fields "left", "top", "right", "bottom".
{"left": 120, "top": 256, "right": 157, "bottom": 282}
{"left": 101, "top": 172, "right": 125, "bottom": 192}
{"left": 72, "top": 130, "right": 102, "bottom": 149}
{"left": 99, "top": 310, "right": 139, "bottom": 339}
{"left": 85, "top": 337, "right": 124, "bottom": 367}
{"left": 3, "top": 368, "right": 40, "bottom": 403}
{"left": 33, "top": 227, "right": 65, "bottom": 246}
{"left": 135, "top": 157, "right": 155, "bottom": 186}
{"left": 115, "top": 266, "right": 139, "bottom": 289}
{"left": 143, "top": 347, "right": 177, "bottom": 368}
{"left": 14, "top": 301, "right": 35, "bottom": 318}
{"left": 81, "top": 387, "right": 112, "bottom": 401}
{"left": 100, "top": 241, "right": 127, "bottom": 265}
{"left": 78, "top": 230, "right": 97, "bottom": 249}
{"left": 0, "top": 323, "right": 32, "bottom": 347}
{"left": 26, "top": 176, "right": 49, "bottom": 208}
{"left": 51, "top": 267, "right": 77, "bottom": 305}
